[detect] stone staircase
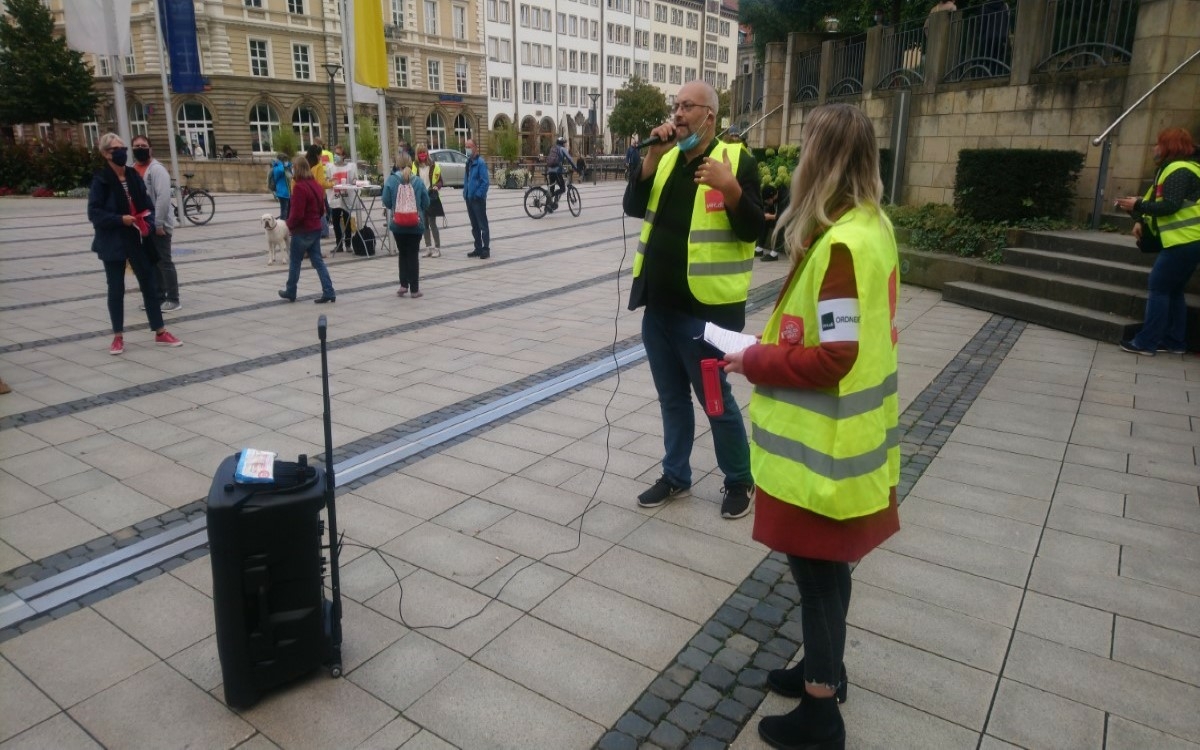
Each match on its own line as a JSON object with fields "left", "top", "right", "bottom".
{"left": 930, "top": 230, "right": 1200, "bottom": 350}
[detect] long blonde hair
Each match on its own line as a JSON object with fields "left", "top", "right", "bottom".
{"left": 775, "top": 104, "right": 883, "bottom": 265}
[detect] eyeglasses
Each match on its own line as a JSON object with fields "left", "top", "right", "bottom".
{"left": 671, "top": 101, "right": 711, "bottom": 114}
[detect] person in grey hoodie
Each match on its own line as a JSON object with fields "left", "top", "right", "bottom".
{"left": 131, "top": 134, "right": 181, "bottom": 311}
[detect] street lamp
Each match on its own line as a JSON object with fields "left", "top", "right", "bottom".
{"left": 323, "top": 63, "right": 342, "bottom": 147}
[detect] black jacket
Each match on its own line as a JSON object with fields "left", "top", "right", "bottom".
{"left": 88, "top": 165, "right": 155, "bottom": 263}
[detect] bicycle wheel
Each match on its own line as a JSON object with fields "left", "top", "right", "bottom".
{"left": 183, "top": 190, "right": 215, "bottom": 225}
{"left": 567, "top": 185, "right": 581, "bottom": 217}
{"left": 523, "top": 186, "right": 550, "bottom": 219}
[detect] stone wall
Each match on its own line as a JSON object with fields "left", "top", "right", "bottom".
{"left": 738, "top": 0, "right": 1200, "bottom": 221}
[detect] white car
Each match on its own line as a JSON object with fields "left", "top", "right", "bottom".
{"left": 428, "top": 149, "right": 467, "bottom": 188}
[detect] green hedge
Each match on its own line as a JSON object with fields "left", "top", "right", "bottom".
{"left": 0, "top": 139, "right": 102, "bottom": 193}
{"left": 954, "top": 149, "right": 1083, "bottom": 222}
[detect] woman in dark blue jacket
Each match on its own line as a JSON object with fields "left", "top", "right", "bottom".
{"left": 88, "top": 133, "right": 183, "bottom": 355}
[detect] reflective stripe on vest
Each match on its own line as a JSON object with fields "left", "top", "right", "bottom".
{"left": 748, "top": 206, "right": 900, "bottom": 520}
{"left": 634, "top": 143, "right": 756, "bottom": 305}
{"left": 1145, "top": 161, "right": 1200, "bottom": 248}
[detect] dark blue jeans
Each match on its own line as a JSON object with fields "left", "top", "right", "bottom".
{"left": 1131, "top": 239, "right": 1200, "bottom": 352}
{"left": 789, "top": 556, "right": 851, "bottom": 691}
{"left": 284, "top": 230, "right": 335, "bottom": 299}
{"left": 104, "top": 253, "right": 163, "bottom": 334}
{"left": 278, "top": 197, "right": 290, "bottom": 221}
{"left": 641, "top": 307, "right": 752, "bottom": 490}
{"left": 466, "top": 198, "right": 490, "bottom": 254}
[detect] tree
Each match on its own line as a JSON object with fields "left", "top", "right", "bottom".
{"left": 490, "top": 123, "right": 519, "bottom": 162}
{"left": 356, "top": 118, "right": 380, "bottom": 175}
{"left": 607, "top": 76, "right": 669, "bottom": 144}
{"left": 0, "top": 0, "right": 99, "bottom": 130}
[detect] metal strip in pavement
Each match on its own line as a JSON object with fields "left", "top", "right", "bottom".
{"left": 0, "top": 344, "right": 647, "bottom": 631}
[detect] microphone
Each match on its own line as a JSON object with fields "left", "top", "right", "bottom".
{"left": 637, "top": 131, "right": 676, "bottom": 149}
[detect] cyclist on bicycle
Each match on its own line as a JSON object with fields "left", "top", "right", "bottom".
{"left": 546, "top": 136, "right": 577, "bottom": 211}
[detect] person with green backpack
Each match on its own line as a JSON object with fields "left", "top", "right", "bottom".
{"left": 269, "top": 153, "right": 292, "bottom": 220}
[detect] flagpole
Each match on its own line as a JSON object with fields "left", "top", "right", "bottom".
{"left": 151, "top": 0, "right": 183, "bottom": 227}
{"left": 377, "top": 89, "right": 388, "bottom": 176}
{"left": 103, "top": 0, "right": 132, "bottom": 144}
{"left": 342, "top": 0, "right": 358, "bottom": 162}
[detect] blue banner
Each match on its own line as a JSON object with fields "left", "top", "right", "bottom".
{"left": 158, "top": 0, "right": 204, "bottom": 94}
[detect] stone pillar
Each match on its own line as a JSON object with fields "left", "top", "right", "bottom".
{"left": 1009, "top": 0, "right": 1048, "bottom": 86}
{"left": 818, "top": 39, "right": 836, "bottom": 104}
{"left": 779, "top": 33, "right": 795, "bottom": 143}
{"left": 760, "top": 41, "right": 787, "bottom": 148}
{"left": 863, "top": 25, "right": 884, "bottom": 93}
{"left": 1107, "top": 0, "right": 1200, "bottom": 202}
{"left": 921, "top": 10, "right": 951, "bottom": 94}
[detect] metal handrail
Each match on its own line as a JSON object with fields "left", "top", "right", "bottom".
{"left": 1089, "top": 47, "right": 1200, "bottom": 229}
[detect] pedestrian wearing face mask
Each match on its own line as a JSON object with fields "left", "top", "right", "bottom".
{"left": 463, "top": 138, "right": 491, "bottom": 259}
{"left": 131, "top": 135, "right": 181, "bottom": 311}
{"left": 328, "top": 147, "right": 358, "bottom": 253}
{"left": 382, "top": 152, "right": 430, "bottom": 297}
{"left": 622, "top": 79, "right": 764, "bottom": 520}
{"left": 88, "top": 133, "right": 184, "bottom": 355}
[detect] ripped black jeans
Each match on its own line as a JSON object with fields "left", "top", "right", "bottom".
{"left": 788, "top": 556, "right": 851, "bottom": 691}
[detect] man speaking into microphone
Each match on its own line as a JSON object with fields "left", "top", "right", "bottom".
{"left": 623, "top": 79, "right": 764, "bottom": 520}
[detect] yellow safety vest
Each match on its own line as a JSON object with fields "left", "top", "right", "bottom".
{"left": 748, "top": 207, "right": 900, "bottom": 520}
{"left": 1143, "top": 160, "right": 1200, "bottom": 248}
{"left": 634, "top": 142, "right": 756, "bottom": 305}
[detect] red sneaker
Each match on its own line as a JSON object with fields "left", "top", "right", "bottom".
{"left": 154, "top": 330, "right": 183, "bottom": 347}
{"left": 109, "top": 335, "right": 124, "bottom": 355}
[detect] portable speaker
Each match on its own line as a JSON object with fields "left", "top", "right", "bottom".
{"left": 208, "top": 318, "right": 343, "bottom": 709}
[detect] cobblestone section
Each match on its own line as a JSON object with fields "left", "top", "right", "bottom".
{"left": 595, "top": 314, "right": 1026, "bottom": 750}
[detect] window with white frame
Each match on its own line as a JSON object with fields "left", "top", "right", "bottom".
{"left": 720, "top": 20, "right": 730, "bottom": 35}
{"left": 453, "top": 4, "right": 466, "bottom": 38}
{"left": 288, "top": 0, "right": 304, "bottom": 12}
{"left": 499, "top": 39, "right": 511, "bottom": 62}
{"left": 291, "top": 106, "right": 321, "bottom": 146}
{"left": 520, "top": 42, "right": 530, "bottom": 65}
{"left": 394, "top": 56, "right": 409, "bottom": 86}
{"left": 607, "top": 88, "right": 614, "bottom": 108}
{"left": 519, "top": 4, "right": 529, "bottom": 25}
{"left": 718, "top": 46, "right": 728, "bottom": 63}
{"left": 670, "top": 8, "right": 682, "bottom": 24}
{"left": 83, "top": 122, "right": 100, "bottom": 149}
{"left": 453, "top": 113, "right": 471, "bottom": 145}
{"left": 396, "top": 117, "right": 413, "bottom": 147}
{"left": 590, "top": 20, "right": 598, "bottom": 39}
{"left": 654, "top": 2, "right": 666, "bottom": 21}
{"left": 569, "top": 50, "right": 577, "bottom": 70}
{"left": 669, "top": 65, "right": 681, "bottom": 84}
{"left": 392, "top": 0, "right": 404, "bottom": 25}
{"left": 545, "top": 85, "right": 552, "bottom": 104}
{"left": 685, "top": 66, "right": 696, "bottom": 80}
{"left": 249, "top": 103, "right": 280, "bottom": 152}
{"left": 249, "top": 39, "right": 269, "bottom": 77}
{"left": 569, "top": 15, "right": 577, "bottom": 34}
{"left": 669, "top": 36, "right": 682, "bottom": 54}
{"left": 96, "top": 54, "right": 110, "bottom": 76}
{"left": 487, "top": 0, "right": 497, "bottom": 19}
{"left": 542, "top": 9, "right": 551, "bottom": 28}
{"left": 717, "top": 72, "right": 727, "bottom": 89}
{"left": 124, "top": 52, "right": 136, "bottom": 75}
{"left": 292, "top": 44, "right": 311, "bottom": 79}
{"left": 590, "top": 52, "right": 598, "bottom": 70}
{"left": 704, "top": 69, "right": 715, "bottom": 85}
{"left": 427, "top": 59, "right": 441, "bottom": 90}
{"left": 652, "top": 62, "right": 665, "bottom": 82}
{"left": 129, "top": 101, "right": 149, "bottom": 136}
{"left": 579, "top": 52, "right": 587, "bottom": 73}
{"left": 522, "top": 80, "right": 531, "bottom": 102}
{"left": 455, "top": 61, "right": 468, "bottom": 93}
{"left": 244, "top": 0, "right": 262, "bottom": 6}
{"left": 686, "top": 11, "right": 697, "bottom": 28}
{"left": 489, "top": 76, "right": 500, "bottom": 99}
{"left": 559, "top": 48, "right": 567, "bottom": 68}
{"left": 570, "top": 85, "right": 577, "bottom": 106}
{"left": 424, "top": 0, "right": 439, "bottom": 34}
{"left": 544, "top": 44, "right": 552, "bottom": 66}
{"left": 488, "top": 37, "right": 499, "bottom": 60}
{"left": 559, "top": 84, "right": 567, "bottom": 102}
{"left": 653, "top": 33, "right": 665, "bottom": 52}
{"left": 686, "top": 40, "right": 697, "bottom": 57}
{"left": 502, "top": 78, "right": 511, "bottom": 100}
{"left": 706, "top": 16, "right": 717, "bottom": 33}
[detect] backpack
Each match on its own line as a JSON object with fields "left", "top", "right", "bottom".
{"left": 392, "top": 181, "right": 419, "bottom": 227}
{"left": 268, "top": 165, "right": 278, "bottom": 192}
{"left": 546, "top": 146, "right": 561, "bottom": 168}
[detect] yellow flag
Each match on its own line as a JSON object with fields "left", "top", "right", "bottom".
{"left": 353, "top": 0, "right": 388, "bottom": 89}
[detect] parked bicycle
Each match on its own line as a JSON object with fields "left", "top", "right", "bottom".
{"left": 172, "top": 173, "right": 215, "bottom": 225}
{"left": 524, "top": 170, "right": 581, "bottom": 219}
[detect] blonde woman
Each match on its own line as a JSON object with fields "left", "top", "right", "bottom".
{"left": 723, "top": 104, "right": 900, "bottom": 750}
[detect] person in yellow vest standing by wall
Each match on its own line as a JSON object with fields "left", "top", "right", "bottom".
{"left": 623, "top": 79, "right": 764, "bottom": 520}
{"left": 723, "top": 104, "right": 901, "bottom": 750}
{"left": 1114, "top": 127, "right": 1200, "bottom": 356}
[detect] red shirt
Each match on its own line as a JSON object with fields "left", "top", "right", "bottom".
{"left": 287, "top": 178, "right": 325, "bottom": 234}
{"left": 745, "top": 244, "right": 900, "bottom": 562}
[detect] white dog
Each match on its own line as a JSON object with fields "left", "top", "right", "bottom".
{"left": 261, "top": 214, "right": 290, "bottom": 265}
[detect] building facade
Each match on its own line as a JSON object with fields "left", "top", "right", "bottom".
{"left": 44, "top": 0, "right": 488, "bottom": 159}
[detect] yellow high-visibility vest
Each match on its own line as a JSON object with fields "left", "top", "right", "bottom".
{"left": 634, "top": 142, "right": 756, "bottom": 305}
{"left": 1144, "top": 160, "right": 1200, "bottom": 248}
{"left": 749, "top": 206, "right": 900, "bottom": 520}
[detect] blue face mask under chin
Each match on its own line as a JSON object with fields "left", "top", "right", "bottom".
{"left": 677, "top": 118, "right": 710, "bottom": 152}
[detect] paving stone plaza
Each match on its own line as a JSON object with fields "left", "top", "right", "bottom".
{"left": 0, "top": 185, "right": 1197, "bottom": 749}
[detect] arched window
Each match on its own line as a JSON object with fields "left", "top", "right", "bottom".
{"left": 292, "top": 106, "right": 322, "bottom": 148}
{"left": 249, "top": 103, "right": 279, "bottom": 153}
{"left": 452, "top": 113, "right": 472, "bottom": 148}
{"left": 396, "top": 117, "right": 413, "bottom": 150}
{"left": 129, "top": 101, "right": 149, "bottom": 137}
{"left": 176, "top": 101, "right": 215, "bottom": 159}
{"left": 425, "top": 112, "right": 446, "bottom": 149}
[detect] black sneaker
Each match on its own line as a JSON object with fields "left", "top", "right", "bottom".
{"left": 721, "top": 484, "right": 753, "bottom": 519}
{"left": 1156, "top": 346, "right": 1187, "bottom": 355}
{"left": 1119, "top": 340, "right": 1155, "bottom": 356}
{"left": 638, "top": 476, "right": 688, "bottom": 508}
{"left": 761, "top": 252, "right": 780, "bottom": 262}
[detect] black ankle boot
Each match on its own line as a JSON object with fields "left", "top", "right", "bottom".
{"left": 758, "top": 693, "right": 846, "bottom": 750}
{"left": 767, "top": 658, "right": 848, "bottom": 703}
